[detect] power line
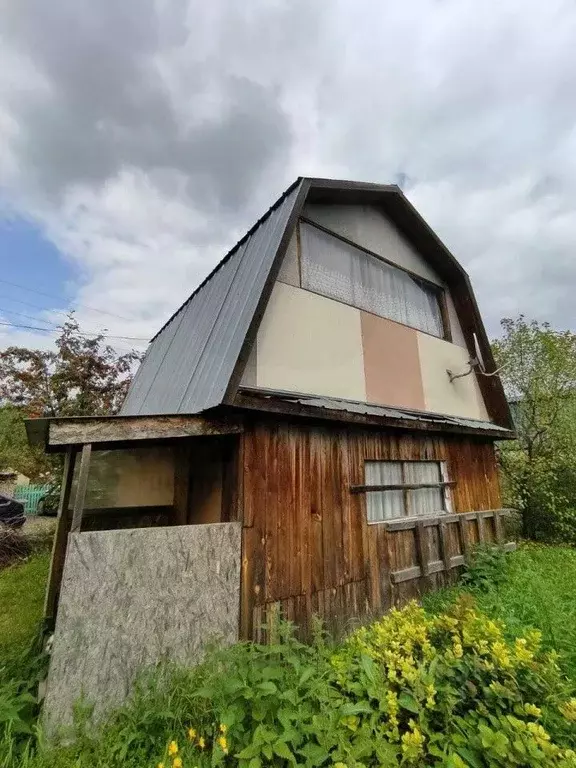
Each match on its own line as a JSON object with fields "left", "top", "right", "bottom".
{"left": 0, "top": 319, "right": 149, "bottom": 344}
{"left": 0, "top": 277, "right": 134, "bottom": 322}
{"left": 0, "top": 307, "right": 61, "bottom": 330}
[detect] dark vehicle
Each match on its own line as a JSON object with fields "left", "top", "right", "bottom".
{"left": 0, "top": 493, "right": 26, "bottom": 528}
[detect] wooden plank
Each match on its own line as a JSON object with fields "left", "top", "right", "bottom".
{"left": 504, "top": 542, "right": 517, "bottom": 552}
{"left": 49, "top": 415, "right": 244, "bottom": 447}
{"left": 450, "top": 554, "right": 465, "bottom": 567}
{"left": 493, "top": 509, "right": 505, "bottom": 544}
{"left": 44, "top": 448, "right": 76, "bottom": 624}
{"left": 351, "top": 481, "right": 456, "bottom": 493}
{"left": 428, "top": 560, "right": 444, "bottom": 574}
{"left": 458, "top": 514, "right": 470, "bottom": 559}
{"left": 70, "top": 443, "right": 91, "bottom": 533}
{"left": 391, "top": 565, "right": 421, "bottom": 584}
{"left": 414, "top": 520, "right": 429, "bottom": 576}
{"left": 477, "top": 514, "right": 486, "bottom": 543}
{"left": 438, "top": 521, "right": 451, "bottom": 572}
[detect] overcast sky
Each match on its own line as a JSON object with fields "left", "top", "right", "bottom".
{"left": 1, "top": 0, "right": 576, "bottom": 355}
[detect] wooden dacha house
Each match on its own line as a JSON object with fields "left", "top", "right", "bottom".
{"left": 29, "top": 177, "right": 515, "bottom": 645}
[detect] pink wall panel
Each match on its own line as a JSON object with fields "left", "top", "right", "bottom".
{"left": 361, "top": 312, "right": 425, "bottom": 410}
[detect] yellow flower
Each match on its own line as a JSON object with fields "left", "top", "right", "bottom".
{"left": 187, "top": 727, "right": 196, "bottom": 741}
{"left": 453, "top": 642, "right": 463, "bottom": 659}
{"left": 334, "top": 763, "right": 348, "bottom": 768}
{"left": 401, "top": 722, "right": 425, "bottom": 759}
{"left": 168, "top": 741, "right": 179, "bottom": 757}
{"left": 219, "top": 723, "right": 228, "bottom": 734}
{"left": 172, "top": 758, "right": 182, "bottom": 768}
{"left": 523, "top": 703, "right": 541, "bottom": 718}
{"left": 158, "top": 763, "right": 165, "bottom": 768}
{"left": 198, "top": 737, "right": 206, "bottom": 750}
{"left": 560, "top": 698, "right": 576, "bottom": 722}
{"left": 217, "top": 735, "right": 228, "bottom": 754}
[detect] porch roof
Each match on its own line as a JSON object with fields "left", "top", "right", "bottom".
{"left": 25, "top": 412, "right": 243, "bottom": 452}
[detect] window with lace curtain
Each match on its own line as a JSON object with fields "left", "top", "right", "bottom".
{"left": 299, "top": 220, "right": 446, "bottom": 338}
{"left": 363, "top": 460, "right": 452, "bottom": 522}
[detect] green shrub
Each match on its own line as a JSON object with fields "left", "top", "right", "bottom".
{"left": 331, "top": 599, "right": 576, "bottom": 766}
{"left": 460, "top": 544, "right": 509, "bottom": 592}
{"left": 4, "top": 600, "right": 576, "bottom": 768}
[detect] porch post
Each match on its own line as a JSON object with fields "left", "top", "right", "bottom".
{"left": 70, "top": 443, "right": 92, "bottom": 532}
{"left": 44, "top": 447, "right": 76, "bottom": 624}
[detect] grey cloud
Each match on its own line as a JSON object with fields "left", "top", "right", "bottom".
{"left": 2, "top": 0, "right": 576, "bottom": 344}
{"left": 4, "top": 0, "right": 310, "bottom": 216}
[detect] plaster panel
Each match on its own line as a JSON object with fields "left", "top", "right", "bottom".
{"left": 256, "top": 282, "right": 366, "bottom": 401}
{"left": 43, "top": 523, "right": 241, "bottom": 731}
{"left": 417, "top": 332, "right": 489, "bottom": 420}
{"left": 361, "top": 313, "right": 425, "bottom": 410}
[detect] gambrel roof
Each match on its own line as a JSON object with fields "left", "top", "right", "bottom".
{"left": 121, "top": 178, "right": 513, "bottom": 431}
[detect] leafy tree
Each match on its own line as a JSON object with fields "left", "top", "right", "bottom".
{"left": 0, "top": 315, "right": 141, "bottom": 418}
{"left": 0, "top": 316, "right": 141, "bottom": 482}
{"left": 0, "top": 405, "right": 52, "bottom": 481}
{"left": 492, "top": 315, "right": 576, "bottom": 541}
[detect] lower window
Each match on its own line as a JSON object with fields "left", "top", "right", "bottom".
{"left": 364, "top": 460, "right": 450, "bottom": 522}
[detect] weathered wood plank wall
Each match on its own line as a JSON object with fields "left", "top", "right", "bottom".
{"left": 240, "top": 418, "right": 503, "bottom": 640}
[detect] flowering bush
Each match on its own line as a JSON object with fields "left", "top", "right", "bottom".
{"left": 149, "top": 599, "right": 576, "bottom": 768}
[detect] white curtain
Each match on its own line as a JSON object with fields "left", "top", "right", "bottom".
{"left": 404, "top": 462, "right": 444, "bottom": 517}
{"left": 300, "top": 222, "right": 444, "bottom": 337}
{"left": 364, "top": 460, "right": 445, "bottom": 522}
{"left": 365, "top": 461, "right": 403, "bottom": 522}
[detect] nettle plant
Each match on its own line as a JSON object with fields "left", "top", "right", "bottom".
{"left": 150, "top": 600, "right": 576, "bottom": 768}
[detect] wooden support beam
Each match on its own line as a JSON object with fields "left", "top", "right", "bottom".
{"left": 49, "top": 415, "right": 243, "bottom": 447}
{"left": 438, "top": 521, "right": 451, "bottom": 572}
{"left": 477, "top": 514, "right": 486, "bottom": 543}
{"left": 458, "top": 514, "right": 470, "bottom": 560}
{"left": 44, "top": 448, "right": 76, "bottom": 624}
{"left": 493, "top": 509, "right": 505, "bottom": 543}
{"left": 414, "top": 520, "right": 430, "bottom": 577}
{"left": 70, "top": 444, "right": 91, "bottom": 532}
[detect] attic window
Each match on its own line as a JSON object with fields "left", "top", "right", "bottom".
{"left": 300, "top": 221, "right": 445, "bottom": 338}
{"left": 356, "top": 460, "right": 453, "bottom": 522}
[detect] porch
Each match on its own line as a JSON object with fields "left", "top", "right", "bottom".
{"left": 26, "top": 412, "right": 244, "bottom": 626}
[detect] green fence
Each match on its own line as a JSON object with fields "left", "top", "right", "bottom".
{"left": 13, "top": 484, "right": 51, "bottom": 515}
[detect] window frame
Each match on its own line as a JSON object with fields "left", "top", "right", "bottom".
{"left": 354, "top": 459, "right": 454, "bottom": 524}
{"left": 298, "top": 217, "right": 452, "bottom": 342}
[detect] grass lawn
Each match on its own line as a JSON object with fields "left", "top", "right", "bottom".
{"left": 0, "top": 553, "right": 51, "bottom": 670}
{"left": 423, "top": 542, "right": 576, "bottom": 682}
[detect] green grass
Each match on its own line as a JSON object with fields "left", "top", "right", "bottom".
{"left": 423, "top": 542, "right": 576, "bottom": 681}
{"left": 0, "top": 553, "right": 50, "bottom": 669}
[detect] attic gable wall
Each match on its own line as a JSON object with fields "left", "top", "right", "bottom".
{"left": 242, "top": 204, "right": 489, "bottom": 422}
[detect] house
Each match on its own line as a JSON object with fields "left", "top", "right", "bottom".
{"left": 27, "top": 177, "right": 515, "bottom": 650}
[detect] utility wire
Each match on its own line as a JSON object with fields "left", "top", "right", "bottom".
{"left": 0, "top": 307, "right": 61, "bottom": 330}
{"left": 0, "top": 277, "right": 133, "bottom": 322}
{"left": 0, "top": 319, "right": 149, "bottom": 344}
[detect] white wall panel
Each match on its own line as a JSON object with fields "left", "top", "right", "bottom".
{"left": 256, "top": 282, "right": 366, "bottom": 401}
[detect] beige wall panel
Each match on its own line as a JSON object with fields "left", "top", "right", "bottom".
{"left": 276, "top": 231, "right": 300, "bottom": 287}
{"left": 303, "top": 203, "right": 442, "bottom": 285}
{"left": 417, "top": 332, "right": 490, "bottom": 420}
{"left": 445, "top": 294, "right": 467, "bottom": 348}
{"left": 361, "top": 313, "right": 425, "bottom": 410}
{"left": 256, "top": 282, "right": 366, "bottom": 401}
